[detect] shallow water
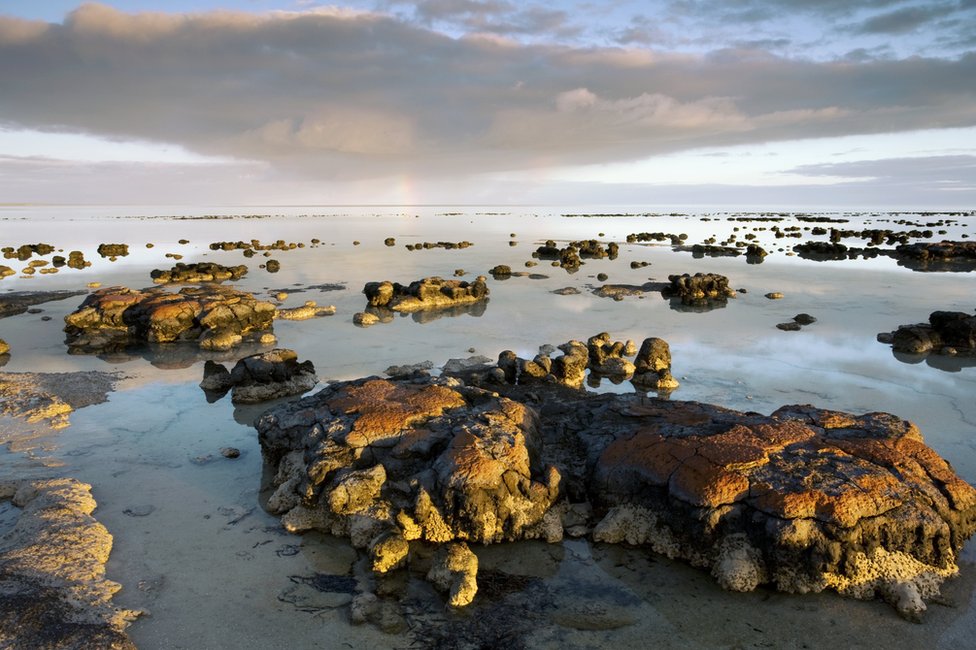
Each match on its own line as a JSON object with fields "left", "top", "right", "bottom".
{"left": 2, "top": 205, "right": 975, "bottom": 648}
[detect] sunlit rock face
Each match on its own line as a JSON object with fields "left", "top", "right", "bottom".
{"left": 256, "top": 372, "right": 976, "bottom": 619}
{"left": 0, "top": 478, "right": 140, "bottom": 649}
{"left": 64, "top": 285, "right": 276, "bottom": 352}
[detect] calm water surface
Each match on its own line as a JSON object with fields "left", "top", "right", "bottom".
{"left": 1, "top": 205, "right": 975, "bottom": 648}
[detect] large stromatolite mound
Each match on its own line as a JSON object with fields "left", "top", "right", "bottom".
{"left": 587, "top": 399, "right": 976, "bottom": 621}
{"left": 64, "top": 285, "right": 276, "bottom": 352}
{"left": 881, "top": 309, "right": 976, "bottom": 356}
{"left": 150, "top": 261, "right": 248, "bottom": 284}
{"left": 256, "top": 376, "right": 561, "bottom": 606}
{"left": 363, "top": 276, "right": 489, "bottom": 313}
{"left": 255, "top": 373, "right": 976, "bottom": 618}
{"left": 200, "top": 348, "right": 318, "bottom": 403}
{"left": 0, "top": 478, "right": 139, "bottom": 649}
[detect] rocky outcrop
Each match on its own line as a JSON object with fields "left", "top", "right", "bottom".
{"left": 0, "top": 478, "right": 140, "bottom": 648}
{"left": 882, "top": 309, "right": 976, "bottom": 356}
{"left": 893, "top": 241, "right": 976, "bottom": 272}
{"left": 200, "top": 348, "right": 318, "bottom": 403}
{"left": 0, "top": 265, "right": 15, "bottom": 279}
{"left": 664, "top": 273, "right": 736, "bottom": 305}
{"left": 256, "top": 376, "right": 561, "bottom": 602}
{"left": 0, "top": 339, "right": 8, "bottom": 356}
{"left": 0, "top": 371, "right": 118, "bottom": 430}
{"left": 150, "top": 262, "right": 248, "bottom": 284}
{"left": 64, "top": 285, "right": 277, "bottom": 352}
{"left": 363, "top": 276, "right": 489, "bottom": 313}
{"left": 255, "top": 369, "right": 976, "bottom": 619}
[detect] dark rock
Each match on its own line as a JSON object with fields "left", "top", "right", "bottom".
{"left": 884, "top": 309, "right": 976, "bottom": 356}
{"left": 631, "top": 337, "right": 679, "bottom": 391}
{"left": 793, "top": 313, "right": 817, "bottom": 325}
{"left": 489, "top": 265, "right": 512, "bottom": 278}
{"left": 199, "top": 348, "right": 317, "bottom": 403}
{"left": 265, "top": 259, "right": 281, "bottom": 273}
{"left": 221, "top": 447, "right": 241, "bottom": 459}
{"left": 776, "top": 321, "right": 802, "bottom": 331}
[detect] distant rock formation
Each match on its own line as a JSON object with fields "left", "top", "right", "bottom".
{"left": 363, "top": 276, "right": 489, "bottom": 313}
{"left": 150, "top": 261, "right": 248, "bottom": 284}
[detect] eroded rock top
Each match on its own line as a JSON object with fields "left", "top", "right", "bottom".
{"left": 64, "top": 285, "right": 276, "bottom": 352}
{"left": 256, "top": 372, "right": 976, "bottom": 619}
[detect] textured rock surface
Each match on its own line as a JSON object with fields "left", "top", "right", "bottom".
{"left": 64, "top": 285, "right": 276, "bottom": 352}
{"left": 150, "top": 261, "right": 248, "bottom": 284}
{"left": 363, "top": 276, "right": 489, "bottom": 313}
{"left": 200, "top": 348, "right": 318, "bottom": 403}
{"left": 0, "top": 478, "right": 139, "bottom": 649}
{"left": 255, "top": 371, "right": 976, "bottom": 616}
{"left": 664, "top": 273, "right": 737, "bottom": 304}
{"left": 276, "top": 301, "right": 336, "bottom": 320}
{"left": 883, "top": 309, "right": 976, "bottom": 356}
{"left": 0, "top": 371, "right": 118, "bottom": 430}
{"left": 256, "top": 375, "right": 560, "bottom": 603}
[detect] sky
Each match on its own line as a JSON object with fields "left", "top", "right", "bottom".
{"left": 0, "top": 1, "right": 974, "bottom": 207}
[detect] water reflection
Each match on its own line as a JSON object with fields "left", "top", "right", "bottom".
{"left": 891, "top": 349, "right": 976, "bottom": 372}
{"left": 363, "top": 299, "right": 488, "bottom": 325}
{"left": 66, "top": 339, "right": 272, "bottom": 370}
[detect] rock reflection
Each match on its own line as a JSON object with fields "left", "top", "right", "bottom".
{"left": 891, "top": 349, "right": 976, "bottom": 372}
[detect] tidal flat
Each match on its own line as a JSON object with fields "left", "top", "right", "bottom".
{"left": 1, "top": 204, "right": 975, "bottom": 649}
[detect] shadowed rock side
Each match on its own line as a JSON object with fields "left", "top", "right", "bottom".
{"left": 255, "top": 373, "right": 976, "bottom": 620}
{"left": 200, "top": 348, "right": 318, "bottom": 404}
{"left": 0, "top": 478, "right": 139, "bottom": 649}
{"left": 64, "top": 285, "right": 277, "bottom": 352}
{"left": 150, "top": 261, "right": 248, "bottom": 284}
{"left": 664, "top": 273, "right": 737, "bottom": 305}
{"left": 880, "top": 309, "right": 976, "bottom": 357}
{"left": 363, "top": 276, "right": 489, "bottom": 314}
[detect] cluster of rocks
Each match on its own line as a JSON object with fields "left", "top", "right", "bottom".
{"left": 626, "top": 232, "right": 686, "bottom": 245}
{"left": 255, "top": 367, "right": 976, "bottom": 620}
{"left": 404, "top": 241, "right": 473, "bottom": 251}
{"left": 677, "top": 244, "right": 767, "bottom": 263}
{"left": 362, "top": 276, "right": 489, "bottom": 314}
{"left": 150, "top": 262, "right": 248, "bottom": 284}
{"left": 489, "top": 334, "right": 678, "bottom": 392}
{"left": 200, "top": 348, "right": 317, "bottom": 403}
{"left": 896, "top": 241, "right": 976, "bottom": 261}
{"left": 0, "top": 478, "right": 139, "bottom": 648}
{"left": 2, "top": 243, "right": 55, "bottom": 261}
{"left": 776, "top": 313, "right": 817, "bottom": 332}
{"left": 208, "top": 239, "right": 304, "bottom": 254}
{"left": 63, "top": 285, "right": 277, "bottom": 352}
{"left": 534, "top": 239, "right": 619, "bottom": 271}
{"left": 663, "top": 273, "right": 736, "bottom": 305}
{"left": 879, "top": 309, "right": 976, "bottom": 356}
{"left": 52, "top": 251, "right": 90, "bottom": 270}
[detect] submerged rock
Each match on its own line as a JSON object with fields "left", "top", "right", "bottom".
{"left": 200, "top": 348, "right": 317, "bottom": 403}
{"left": 0, "top": 290, "right": 87, "bottom": 319}
{"left": 0, "top": 478, "right": 140, "bottom": 648}
{"left": 275, "top": 301, "right": 337, "bottom": 320}
{"left": 255, "top": 369, "right": 976, "bottom": 617}
{"left": 64, "top": 285, "right": 276, "bottom": 352}
{"left": 363, "top": 276, "right": 489, "bottom": 314}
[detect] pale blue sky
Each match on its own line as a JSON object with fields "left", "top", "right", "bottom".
{"left": 0, "top": 1, "right": 974, "bottom": 206}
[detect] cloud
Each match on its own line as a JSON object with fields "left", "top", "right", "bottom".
{"left": 855, "top": 4, "right": 957, "bottom": 34}
{"left": 789, "top": 154, "right": 976, "bottom": 184}
{"left": 1, "top": 3, "right": 975, "bottom": 183}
